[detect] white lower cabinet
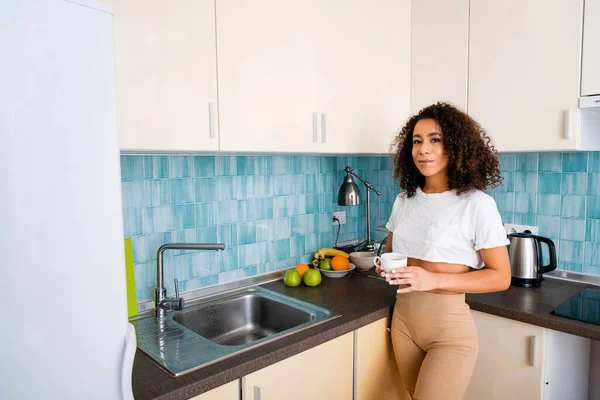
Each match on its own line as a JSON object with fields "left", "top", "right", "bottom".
{"left": 354, "top": 317, "right": 411, "bottom": 400}
{"left": 188, "top": 380, "right": 239, "bottom": 400}
{"left": 241, "top": 333, "right": 354, "bottom": 400}
{"left": 465, "top": 310, "right": 591, "bottom": 400}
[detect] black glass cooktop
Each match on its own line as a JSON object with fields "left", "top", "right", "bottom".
{"left": 553, "top": 288, "right": 600, "bottom": 326}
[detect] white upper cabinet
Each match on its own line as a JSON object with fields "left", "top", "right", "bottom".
{"left": 217, "top": 0, "right": 410, "bottom": 154}
{"left": 103, "top": 0, "right": 219, "bottom": 151}
{"left": 316, "top": 0, "right": 411, "bottom": 154}
{"left": 410, "top": 0, "right": 469, "bottom": 114}
{"left": 468, "top": 0, "right": 584, "bottom": 152}
{"left": 216, "top": 0, "right": 321, "bottom": 153}
{"left": 582, "top": 0, "right": 600, "bottom": 96}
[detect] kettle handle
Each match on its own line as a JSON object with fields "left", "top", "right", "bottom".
{"left": 534, "top": 235, "right": 557, "bottom": 274}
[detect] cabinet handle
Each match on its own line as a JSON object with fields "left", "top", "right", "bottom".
{"left": 209, "top": 102, "right": 216, "bottom": 138}
{"left": 254, "top": 386, "right": 261, "bottom": 400}
{"left": 564, "top": 109, "right": 578, "bottom": 140}
{"left": 321, "top": 114, "right": 327, "bottom": 143}
{"left": 313, "top": 112, "right": 318, "bottom": 142}
{"left": 529, "top": 336, "right": 536, "bottom": 367}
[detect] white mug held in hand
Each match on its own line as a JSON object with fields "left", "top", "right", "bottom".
{"left": 373, "top": 252, "right": 408, "bottom": 273}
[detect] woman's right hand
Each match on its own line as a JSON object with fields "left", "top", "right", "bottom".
{"left": 375, "top": 260, "right": 385, "bottom": 276}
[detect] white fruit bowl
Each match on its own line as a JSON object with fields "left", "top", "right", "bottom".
{"left": 349, "top": 252, "right": 376, "bottom": 271}
{"left": 320, "top": 263, "right": 356, "bottom": 278}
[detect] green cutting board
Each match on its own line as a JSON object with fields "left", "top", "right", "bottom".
{"left": 124, "top": 238, "right": 138, "bottom": 318}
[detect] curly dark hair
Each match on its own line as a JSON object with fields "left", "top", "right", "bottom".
{"left": 390, "top": 102, "right": 503, "bottom": 197}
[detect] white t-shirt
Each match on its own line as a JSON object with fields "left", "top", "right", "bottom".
{"left": 385, "top": 187, "right": 509, "bottom": 269}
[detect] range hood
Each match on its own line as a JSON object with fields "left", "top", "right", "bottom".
{"left": 579, "top": 94, "right": 600, "bottom": 109}
{"left": 570, "top": 94, "right": 600, "bottom": 150}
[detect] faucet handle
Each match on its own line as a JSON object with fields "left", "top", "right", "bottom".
{"left": 174, "top": 278, "right": 180, "bottom": 298}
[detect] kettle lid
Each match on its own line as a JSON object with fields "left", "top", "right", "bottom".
{"left": 508, "top": 232, "right": 534, "bottom": 238}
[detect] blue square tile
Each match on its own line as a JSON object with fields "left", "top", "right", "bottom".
{"left": 237, "top": 222, "right": 256, "bottom": 245}
{"left": 131, "top": 235, "right": 147, "bottom": 263}
{"left": 121, "top": 156, "right": 144, "bottom": 180}
{"left": 270, "top": 156, "right": 290, "bottom": 175}
{"left": 318, "top": 232, "right": 334, "bottom": 249}
{"left": 291, "top": 215, "right": 306, "bottom": 237}
{"left": 215, "top": 156, "right": 237, "bottom": 176}
{"left": 515, "top": 172, "right": 538, "bottom": 193}
{"left": 583, "top": 265, "right": 600, "bottom": 275}
{"left": 237, "top": 199, "right": 257, "bottom": 222}
{"left": 537, "top": 194, "right": 561, "bottom": 216}
{"left": 304, "top": 174, "right": 318, "bottom": 194}
{"left": 172, "top": 204, "right": 195, "bottom": 230}
{"left": 305, "top": 233, "right": 319, "bottom": 253}
{"left": 537, "top": 215, "right": 560, "bottom": 238}
{"left": 560, "top": 195, "right": 585, "bottom": 218}
{"left": 563, "top": 153, "right": 589, "bottom": 173}
{"left": 196, "top": 226, "right": 217, "bottom": 243}
{"left": 274, "top": 238, "right": 291, "bottom": 261}
{"left": 143, "top": 156, "right": 169, "bottom": 179}
{"left": 217, "top": 223, "right": 238, "bottom": 247}
{"left": 193, "top": 156, "right": 215, "bottom": 177}
{"left": 516, "top": 153, "right": 539, "bottom": 172}
{"left": 194, "top": 203, "right": 216, "bottom": 227}
{"left": 237, "top": 156, "right": 256, "bottom": 176}
{"left": 292, "top": 195, "right": 307, "bottom": 215}
{"left": 585, "top": 219, "right": 600, "bottom": 242}
{"left": 558, "top": 261, "right": 583, "bottom": 273}
{"left": 121, "top": 181, "right": 145, "bottom": 208}
{"left": 319, "top": 214, "right": 333, "bottom": 233}
{"left": 494, "top": 192, "right": 515, "bottom": 213}
{"left": 237, "top": 176, "right": 254, "bottom": 200}
{"left": 169, "top": 156, "right": 193, "bottom": 178}
{"left": 274, "top": 217, "right": 291, "bottom": 239}
{"left": 256, "top": 219, "right": 274, "bottom": 242}
{"left": 305, "top": 214, "right": 319, "bottom": 234}
{"left": 273, "top": 196, "right": 289, "bottom": 219}
{"left": 216, "top": 176, "right": 237, "bottom": 201}
{"left": 272, "top": 175, "right": 291, "bottom": 196}
{"left": 218, "top": 247, "right": 239, "bottom": 272}
{"left": 588, "top": 173, "right": 600, "bottom": 195}
{"left": 498, "top": 153, "right": 516, "bottom": 172}
{"left": 144, "top": 180, "right": 171, "bottom": 207}
{"left": 496, "top": 172, "right": 515, "bottom": 192}
{"left": 589, "top": 153, "right": 600, "bottom": 173}
{"left": 561, "top": 173, "right": 587, "bottom": 195}
{"left": 290, "top": 236, "right": 305, "bottom": 258}
{"left": 123, "top": 208, "right": 144, "bottom": 237}
{"left": 559, "top": 240, "right": 584, "bottom": 263}
{"left": 539, "top": 153, "right": 562, "bottom": 172}
{"left": 538, "top": 173, "right": 561, "bottom": 194}
{"left": 194, "top": 178, "right": 217, "bottom": 202}
{"left": 306, "top": 194, "right": 320, "bottom": 214}
{"left": 514, "top": 193, "right": 536, "bottom": 214}
{"left": 586, "top": 196, "right": 600, "bottom": 219}
{"left": 253, "top": 175, "right": 273, "bottom": 198}
{"left": 513, "top": 213, "right": 537, "bottom": 226}
{"left": 585, "top": 242, "right": 600, "bottom": 266}
{"left": 559, "top": 218, "right": 585, "bottom": 241}
{"left": 320, "top": 157, "right": 336, "bottom": 173}
{"left": 170, "top": 179, "right": 194, "bottom": 204}
{"left": 144, "top": 206, "right": 173, "bottom": 233}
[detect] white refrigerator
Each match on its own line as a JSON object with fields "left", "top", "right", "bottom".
{"left": 0, "top": 0, "right": 136, "bottom": 398}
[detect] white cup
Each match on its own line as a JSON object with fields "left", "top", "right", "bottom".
{"left": 373, "top": 252, "right": 407, "bottom": 273}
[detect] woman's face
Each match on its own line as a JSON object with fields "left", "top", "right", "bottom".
{"left": 411, "top": 118, "right": 449, "bottom": 178}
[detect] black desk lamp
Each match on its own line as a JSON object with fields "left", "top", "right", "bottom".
{"left": 337, "top": 166, "right": 381, "bottom": 252}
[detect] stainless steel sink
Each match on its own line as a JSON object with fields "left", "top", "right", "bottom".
{"left": 132, "top": 286, "right": 339, "bottom": 376}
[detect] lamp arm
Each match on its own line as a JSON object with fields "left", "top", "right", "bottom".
{"left": 345, "top": 166, "right": 381, "bottom": 196}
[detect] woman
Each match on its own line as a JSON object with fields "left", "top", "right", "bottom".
{"left": 377, "top": 102, "right": 511, "bottom": 400}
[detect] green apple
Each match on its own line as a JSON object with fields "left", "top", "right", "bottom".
{"left": 303, "top": 269, "right": 322, "bottom": 287}
{"left": 319, "top": 257, "right": 332, "bottom": 270}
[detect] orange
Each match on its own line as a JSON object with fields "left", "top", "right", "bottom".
{"left": 331, "top": 256, "right": 350, "bottom": 271}
{"left": 294, "top": 263, "right": 310, "bottom": 278}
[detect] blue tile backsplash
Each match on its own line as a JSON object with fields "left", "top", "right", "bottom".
{"left": 122, "top": 152, "right": 600, "bottom": 302}
{"left": 122, "top": 155, "right": 397, "bottom": 301}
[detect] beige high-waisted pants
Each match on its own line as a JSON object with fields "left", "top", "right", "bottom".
{"left": 391, "top": 291, "right": 478, "bottom": 400}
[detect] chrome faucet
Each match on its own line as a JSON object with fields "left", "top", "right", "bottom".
{"left": 155, "top": 243, "right": 225, "bottom": 319}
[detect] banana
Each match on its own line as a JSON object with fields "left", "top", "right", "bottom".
{"left": 314, "top": 248, "right": 350, "bottom": 260}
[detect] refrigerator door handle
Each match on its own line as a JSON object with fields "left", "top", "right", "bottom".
{"left": 121, "top": 323, "right": 137, "bottom": 400}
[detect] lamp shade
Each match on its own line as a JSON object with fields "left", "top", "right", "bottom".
{"left": 338, "top": 174, "right": 361, "bottom": 206}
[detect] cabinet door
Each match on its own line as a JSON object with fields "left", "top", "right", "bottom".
{"left": 216, "top": 0, "right": 320, "bottom": 153}
{"left": 465, "top": 311, "right": 545, "bottom": 400}
{"left": 354, "top": 317, "right": 411, "bottom": 400}
{"left": 410, "top": 0, "right": 469, "bottom": 114}
{"left": 582, "top": 0, "right": 600, "bottom": 96}
{"left": 468, "top": 0, "right": 584, "bottom": 152}
{"left": 188, "top": 380, "right": 239, "bottom": 400}
{"left": 241, "top": 333, "right": 353, "bottom": 400}
{"left": 316, "top": 0, "right": 411, "bottom": 154}
{"left": 104, "top": 0, "right": 219, "bottom": 151}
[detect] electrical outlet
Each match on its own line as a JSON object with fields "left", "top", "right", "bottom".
{"left": 333, "top": 211, "right": 346, "bottom": 225}
{"left": 503, "top": 223, "right": 539, "bottom": 235}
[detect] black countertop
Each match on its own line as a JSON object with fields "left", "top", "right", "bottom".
{"left": 132, "top": 272, "right": 599, "bottom": 400}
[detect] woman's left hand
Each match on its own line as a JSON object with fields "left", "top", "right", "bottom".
{"left": 384, "top": 266, "right": 440, "bottom": 293}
